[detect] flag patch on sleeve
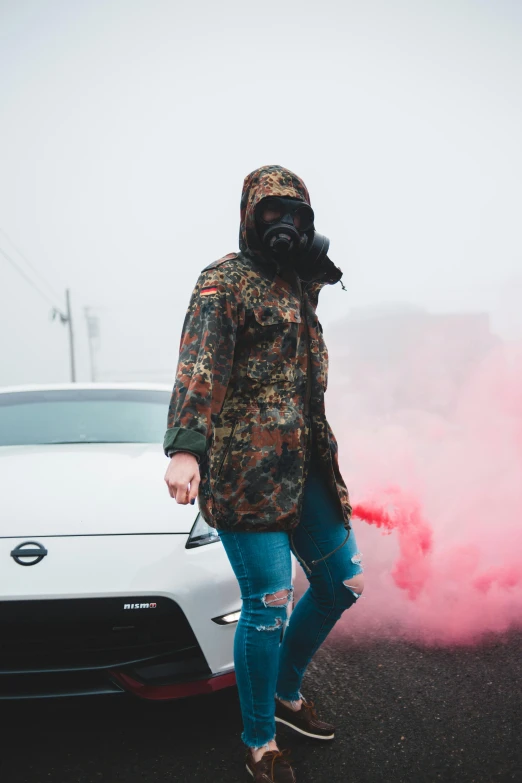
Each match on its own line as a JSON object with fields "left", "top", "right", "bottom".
{"left": 200, "top": 286, "right": 218, "bottom": 296}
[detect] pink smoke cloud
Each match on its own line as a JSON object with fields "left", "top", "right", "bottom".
{"left": 326, "top": 315, "right": 522, "bottom": 645}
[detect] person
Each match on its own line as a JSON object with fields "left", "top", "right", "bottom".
{"left": 163, "top": 164, "right": 363, "bottom": 782}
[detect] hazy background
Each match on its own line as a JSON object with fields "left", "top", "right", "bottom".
{"left": 1, "top": 0, "right": 522, "bottom": 644}
{"left": 1, "top": 0, "right": 521, "bottom": 386}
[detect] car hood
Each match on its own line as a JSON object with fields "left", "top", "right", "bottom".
{"left": 0, "top": 444, "right": 199, "bottom": 537}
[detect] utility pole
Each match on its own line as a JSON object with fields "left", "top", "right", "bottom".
{"left": 52, "top": 288, "right": 76, "bottom": 383}
{"left": 65, "top": 289, "right": 76, "bottom": 382}
{"left": 84, "top": 307, "right": 100, "bottom": 382}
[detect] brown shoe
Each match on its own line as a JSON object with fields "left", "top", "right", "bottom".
{"left": 245, "top": 749, "right": 296, "bottom": 782}
{"left": 275, "top": 698, "right": 335, "bottom": 740}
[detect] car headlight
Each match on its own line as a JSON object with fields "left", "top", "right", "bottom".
{"left": 212, "top": 610, "right": 241, "bottom": 625}
{"left": 186, "top": 512, "right": 221, "bottom": 549}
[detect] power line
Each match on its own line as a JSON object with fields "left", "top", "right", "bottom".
{"left": 0, "top": 226, "right": 62, "bottom": 303}
{"left": 0, "top": 244, "right": 60, "bottom": 309}
{"left": 0, "top": 243, "right": 77, "bottom": 382}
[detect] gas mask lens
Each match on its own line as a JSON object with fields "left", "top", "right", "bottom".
{"left": 257, "top": 197, "right": 314, "bottom": 234}
{"left": 293, "top": 204, "right": 314, "bottom": 232}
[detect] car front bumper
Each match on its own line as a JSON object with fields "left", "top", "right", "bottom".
{"left": 1, "top": 533, "right": 240, "bottom": 700}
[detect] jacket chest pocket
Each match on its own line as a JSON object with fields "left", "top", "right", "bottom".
{"left": 247, "top": 306, "right": 301, "bottom": 383}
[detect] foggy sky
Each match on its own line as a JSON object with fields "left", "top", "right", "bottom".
{"left": 1, "top": 0, "right": 521, "bottom": 386}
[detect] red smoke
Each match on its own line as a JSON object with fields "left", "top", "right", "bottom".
{"left": 326, "top": 316, "right": 522, "bottom": 645}
{"left": 353, "top": 491, "right": 433, "bottom": 601}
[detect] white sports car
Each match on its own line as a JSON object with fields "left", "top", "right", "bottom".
{"left": 0, "top": 383, "right": 250, "bottom": 702}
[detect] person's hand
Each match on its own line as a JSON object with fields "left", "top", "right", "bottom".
{"left": 164, "top": 452, "right": 200, "bottom": 504}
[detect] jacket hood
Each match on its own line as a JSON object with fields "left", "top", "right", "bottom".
{"left": 239, "top": 165, "right": 311, "bottom": 255}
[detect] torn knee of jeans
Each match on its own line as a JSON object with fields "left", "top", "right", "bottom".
{"left": 262, "top": 587, "right": 293, "bottom": 609}
{"left": 256, "top": 615, "right": 286, "bottom": 632}
{"left": 343, "top": 574, "right": 364, "bottom": 599}
{"left": 351, "top": 552, "right": 363, "bottom": 567}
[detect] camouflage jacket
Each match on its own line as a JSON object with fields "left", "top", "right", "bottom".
{"left": 164, "top": 165, "right": 352, "bottom": 532}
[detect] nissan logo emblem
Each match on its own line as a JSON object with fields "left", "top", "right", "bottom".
{"left": 11, "top": 541, "right": 48, "bottom": 566}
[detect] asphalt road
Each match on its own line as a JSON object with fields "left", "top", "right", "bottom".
{"left": 1, "top": 632, "right": 520, "bottom": 783}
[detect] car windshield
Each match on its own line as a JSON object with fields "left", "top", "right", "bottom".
{"left": 0, "top": 389, "right": 171, "bottom": 446}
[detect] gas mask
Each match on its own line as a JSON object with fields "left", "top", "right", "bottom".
{"left": 255, "top": 196, "right": 337, "bottom": 283}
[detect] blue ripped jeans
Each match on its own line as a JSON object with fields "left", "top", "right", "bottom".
{"left": 219, "top": 451, "right": 363, "bottom": 749}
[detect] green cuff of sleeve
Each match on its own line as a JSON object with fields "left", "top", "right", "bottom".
{"left": 163, "top": 427, "right": 207, "bottom": 459}
{"left": 167, "top": 449, "right": 201, "bottom": 464}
